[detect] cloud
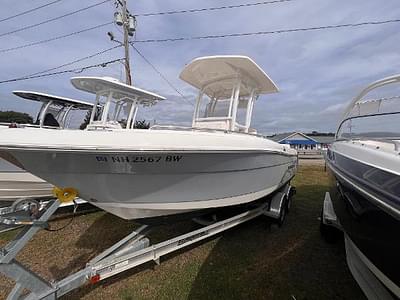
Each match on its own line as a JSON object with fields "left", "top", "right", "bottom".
{"left": 0, "top": 0, "right": 399, "bottom": 134}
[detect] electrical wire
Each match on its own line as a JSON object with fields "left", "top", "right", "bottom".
{"left": 135, "top": 19, "right": 400, "bottom": 43}
{"left": 134, "top": 0, "right": 294, "bottom": 17}
{"left": 0, "top": 22, "right": 113, "bottom": 53}
{"left": 1, "top": 15, "right": 397, "bottom": 54}
{"left": 0, "top": 0, "right": 111, "bottom": 38}
{"left": 0, "top": 0, "right": 64, "bottom": 23}
{"left": 130, "top": 43, "right": 194, "bottom": 107}
{"left": 27, "top": 45, "right": 122, "bottom": 77}
{"left": 0, "top": 58, "right": 124, "bottom": 84}
{"left": 45, "top": 200, "right": 78, "bottom": 232}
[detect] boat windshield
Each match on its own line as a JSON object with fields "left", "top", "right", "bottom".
{"left": 199, "top": 97, "right": 231, "bottom": 118}
{"left": 105, "top": 99, "right": 132, "bottom": 128}
{"left": 90, "top": 94, "right": 135, "bottom": 129}
{"left": 337, "top": 81, "right": 400, "bottom": 140}
{"left": 338, "top": 113, "right": 400, "bottom": 139}
{"left": 193, "top": 78, "right": 257, "bottom": 132}
{"left": 35, "top": 102, "right": 90, "bottom": 129}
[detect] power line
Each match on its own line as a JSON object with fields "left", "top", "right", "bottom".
{"left": 0, "top": 22, "right": 113, "bottom": 53}
{"left": 130, "top": 43, "right": 194, "bottom": 106}
{"left": 135, "top": 18, "right": 400, "bottom": 43}
{"left": 0, "top": 58, "right": 124, "bottom": 84}
{"left": 0, "top": 0, "right": 64, "bottom": 23}
{"left": 27, "top": 45, "right": 122, "bottom": 77}
{"left": 0, "top": 0, "right": 111, "bottom": 38}
{"left": 134, "top": 0, "right": 294, "bottom": 17}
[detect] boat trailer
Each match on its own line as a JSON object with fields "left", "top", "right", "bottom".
{"left": 0, "top": 198, "right": 91, "bottom": 234}
{"left": 0, "top": 184, "right": 295, "bottom": 299}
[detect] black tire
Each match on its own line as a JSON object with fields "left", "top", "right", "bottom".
{"left": 277, "top": 196, "right": 288, "bottom": 227}
{"left": 286, "top": 194, "right": 292, "bottom": 214}
{"left": 319, "top": 210, "right": 343, "bottom": 243}
{"left": 192, "top": 214, "right": 218, "bottom": 226}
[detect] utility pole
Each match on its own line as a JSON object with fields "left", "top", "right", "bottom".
{"left": 121, "top": 0, "right": 132, "bottom": 85}
{"left": 110, "top": 0, "right": 136, "bottom": 84}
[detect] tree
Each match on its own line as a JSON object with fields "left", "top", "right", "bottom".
{"left": 79, "top": 111, "right": 91, "bottom": 130}
{"left": 0, "top": 111, "right": 33, "bottom": 124}
{"left": 79, "top": 108, "right": 101, "bottom": 130}
{"left": 133, "top": 120, "right": 150, "bottom": 129}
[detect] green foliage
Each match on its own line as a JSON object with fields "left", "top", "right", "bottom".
{"left": 79, "top": 111, "right": 91, "bottom": 130}
{"left": 79, "top": 108, "right": 102, "bottom": 130}
{"left": 0, "top": 111, "right": 33, "bottom": 124}
{"left": 133, "top": 120, "right": 150, "bottom": 129}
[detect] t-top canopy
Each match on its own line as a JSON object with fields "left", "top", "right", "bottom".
{"left": 13, "top": 90, "right": 94, "bottom": 109}
{"left": 71, "top": 76, "right": 165, "bottom": 106}
{"left": 179, "top": 55, "right": 279, "bottom": 98}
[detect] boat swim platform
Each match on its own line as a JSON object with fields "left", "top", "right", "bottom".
{"left": 0, "top": 184, "right": 295, "bottom": 299}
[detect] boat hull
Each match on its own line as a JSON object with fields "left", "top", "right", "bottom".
{"left": 0, "top": 158, "right": 53, "bottom": 202}
{"left": 326, "top": 151, "right": 400, "bottom": 297}
{"left": 4, "top": 150, "right": 297, "bottom": 219}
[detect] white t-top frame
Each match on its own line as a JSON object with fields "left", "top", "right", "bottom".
{"left": 88, "top": 90, "right": 139, "bottom": 130}
{"left": 192, "top": 78, "right": 258, "bottom": 133}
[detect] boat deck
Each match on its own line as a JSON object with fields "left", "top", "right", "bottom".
{"left": 350, "top": 139, "right": 400, "bottom": 153}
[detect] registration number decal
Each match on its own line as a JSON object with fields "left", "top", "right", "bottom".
{"left": 95, "top": 155, "right": 183, "bottom": 163}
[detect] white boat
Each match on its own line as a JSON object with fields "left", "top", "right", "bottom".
{"left": 324, "top": 75, "right": 400, "bottom": 299}
{"left": 0, "top": 55, "right": 297, "bottom": 221}
{"left": 0, "top": 91, "right": 94, "bottom": 203}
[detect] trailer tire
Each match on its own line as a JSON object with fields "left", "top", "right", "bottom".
{"left": 286, "top": 195, "right": 292, "bottom": 214}
{"left": 277, "top": 196, "right": 288, "bottom": 227}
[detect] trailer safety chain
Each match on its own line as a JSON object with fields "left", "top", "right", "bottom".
{"left": 45, "top": 199, "right": 79, "bottom": 232}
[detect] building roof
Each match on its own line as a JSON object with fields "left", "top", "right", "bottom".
{"left": 269, "top": 132, "right": 334, "bottom": 144}
{"left": 311, "top": 135, "right": 335, "bottom": 144}
{"left": 269, "top": 132, "right": 293, "bottom": 142}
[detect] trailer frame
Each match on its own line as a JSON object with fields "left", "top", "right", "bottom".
{"left": 0, "top": 184, "right": 295, "bottom": 300}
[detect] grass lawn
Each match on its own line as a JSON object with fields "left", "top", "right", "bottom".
{"left": 0, "top": 165, "right": 365, "bottom": 300}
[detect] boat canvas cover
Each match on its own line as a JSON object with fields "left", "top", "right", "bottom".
{"left": 13, "top": 91, "right": 94, "bottom": 109}
{"left": 71, "top": 77, "right": 166, "bottom": 106}
{"left": 179, "top": 55, "right": 279, "bottom": 98}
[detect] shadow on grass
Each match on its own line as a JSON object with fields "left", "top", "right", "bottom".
{"left": 187, "top": 184, "right": 366, "bottom": 300}
{"left": 61, "top": 215, "right": 202, "bottom": 299}
{"left": 50, "top": 213, "right": 137, "bottom": 281}
{"left": 59, "top": 166, "right": 366, "bottom": 300}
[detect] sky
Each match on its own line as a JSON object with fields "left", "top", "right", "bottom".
{"left": 0, "top": 0, "right": 399, "bottom": 135}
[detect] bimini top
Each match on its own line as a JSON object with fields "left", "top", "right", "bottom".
{"left": 71, "top": 76, "right": 165, "bottom": 106}
{"left": 13, "top": 90, "right": 94, "bottom": 109}
{"left": 179, "top": 55, "right": 279, "bottom": 98}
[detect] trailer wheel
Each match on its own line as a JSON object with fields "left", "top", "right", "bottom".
{"left": 286, "top": 186, "right": 296, "bottom": 215}
{"left": 11, "top": 198, "right": 40, "bottom": 217}
{"left": 319, "top": 210, "right": 342, "bottom": 243}
{"left": 286, "top": 195, "right": 292, "bottom": 214}
{"left": 277, "top": 196, "right": 288, "bottom": 227}
{"left": 192, "top": 214, "right": 218, "bottom": 226}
